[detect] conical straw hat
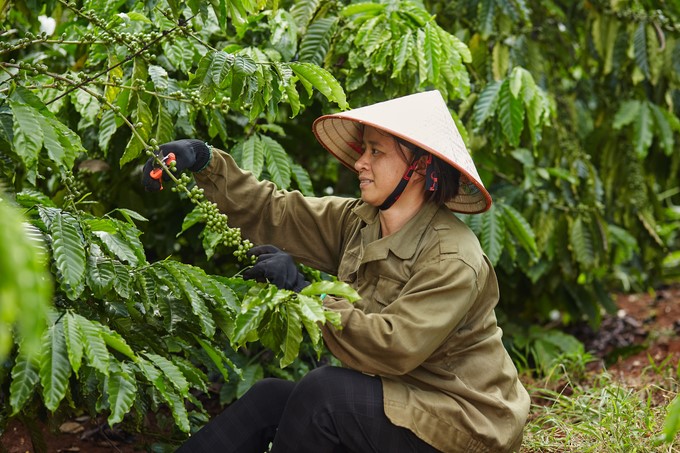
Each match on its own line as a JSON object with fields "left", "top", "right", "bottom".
{"left": 312, "top": 90, "right": 491, "bottom": 214}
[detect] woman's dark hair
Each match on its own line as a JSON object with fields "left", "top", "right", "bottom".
{"left": 426, "top": 152, "right": 461, "bottom": 206}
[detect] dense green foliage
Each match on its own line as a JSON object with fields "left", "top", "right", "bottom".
{"left": 1, "top": 0, "right": 679, "bottom": 446}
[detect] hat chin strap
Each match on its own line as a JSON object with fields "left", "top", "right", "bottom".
{"left": 378, "top": 152, "right": 437, "bottom": 211}
{"left": 378, "top": 158, "right": 420, "bottom": 211}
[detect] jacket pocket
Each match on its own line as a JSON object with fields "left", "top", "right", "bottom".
{"left": 372, "top": 275, "right": 402, "bottom": 310}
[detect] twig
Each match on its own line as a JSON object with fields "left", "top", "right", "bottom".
{"left": 45, "top": 11, "right": 196, "bottom": 105}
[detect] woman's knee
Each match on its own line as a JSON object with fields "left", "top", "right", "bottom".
{"left": 294, "top": 367, "right": 347, "bottom": 397}
{"left": 289, "top": 366, "right": 378, "bottom": 412}
{"left": 243, "top": 377, "right": 295, "bottom": 408}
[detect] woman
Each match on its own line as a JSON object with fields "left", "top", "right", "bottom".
{"left": 143, "top": 90, "right": 530, "bottom": 452}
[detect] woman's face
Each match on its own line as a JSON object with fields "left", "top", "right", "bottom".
{"left": 354, "top": 126, "right": 420, "bottom": 207}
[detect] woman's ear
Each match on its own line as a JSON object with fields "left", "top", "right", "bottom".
{"left": 415, "top": 155, "right": 429, "bottom": 174}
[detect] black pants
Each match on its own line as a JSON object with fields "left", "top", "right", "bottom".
{"left": 176, "top": 366, "right": 441, "bottom": 452}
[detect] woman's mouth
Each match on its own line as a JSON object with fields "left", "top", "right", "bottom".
{"left": 359, "top": 178, "right": 373, "bottom": 188}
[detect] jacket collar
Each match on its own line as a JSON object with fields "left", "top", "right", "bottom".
{"left": 352, "top": 201, "right": 440, "bottom": 262}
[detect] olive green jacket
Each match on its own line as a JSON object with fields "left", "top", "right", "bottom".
{"left": 195, "top": 150, "right": 530, "bottom": 453}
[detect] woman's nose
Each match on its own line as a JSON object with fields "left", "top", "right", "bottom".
{"left": 354, "top": 150, "right": 368, "bottom": 172}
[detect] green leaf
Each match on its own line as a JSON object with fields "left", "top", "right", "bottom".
{"left": 174, "top": 357, "right": 209, "bottom": 393}
{"left": 649, "top": 103, "right": 675, "bottom": 156}
{"left": 478, "top": 0, "right": 496, "bottom": 39}
{"left": 291, "top": 163, "right": 314, "bottom": 196}
{"left": 296, "top": 295, "right": 326, "bottom": 323}
{"left": 232, "top": 303, "right": 267, "bottom": 347}
{"left": 444, "top": 31, "right": 471, "bottom": 64}
{"left": 300, "top": 280, "right": 360, "bottom": 302}
{"left": 120, "top": 98, "right": 153, "bottom": 167}
{"left": 289, "top": 62, "right": 348, "bottom": 109}
{"left": 664, "top": 395, "right": 680, "bottom": 443}
{"left": 161, "top": 385, "right": 190, "bottom": 432}
{"left": 498, "top": 80, "right": 525, "bottom": 147}
{"left": 233, "top": 54, "right": 258, "bottom": 76}
{"left": 423, "top": 22, "right": 442, "bottom": 83}
{"left": 191, "top": 51, "right": 216, "bottom": 99}
{"left": 179, "top": 206, "right": 205, "bottom": 237}
{"left": 76, "top": 314, "right": 110, "bottom": 376}
{"left": 363, "top": 17, "right": 390, "bottom": 58}
{"left": 91, "top": 230, "right": 140, "bottom": 265}
{"left": 148, "top": 65, "right": 169, "bottom": 91}
{"left": 162, "top": 39, "right": 193, "bottom": 72}
{"left": 137, "top": 358, "right": 190, "bottom": 432}
{"left": 112, "top": 261, "right": 132, "bottom": 299}
{"left": 633, "top": 23, "right": 650, "bottom": 79}
{"left": 135, "top": 269, "right": 157, "bottom": 314}
{"left": 269, "top": 9, "right": 298, "bottom": 61}
{"left": 340, "top": 2, "right": 384, "bottom": 17}
{"left": 569, "top": 216, "right": 595, "bottom": 268}
{"left": 295, "top": 295, "right": 325, "bottom": 346}
{"left": 391, "top": 32, "right": 414, "bottom": 78}
{"left": 136, "top": 355, "right": 161, "bottom": 382}
{"left": 299, "top": 17, "right": 337, "bottom": 65}
{"left": 155, "top": 103, "right": 175, "bottom": 145}
{"left": 162, "top": 262, "right": 216, "bottom": 336}
{"left": 613, "top": 100, "right": 641, "bottom": 129}
{"left": 290, "top": 0, "right": 321, "bottom": 30}
{"left": 280, "top": 306, "right": 303, "bottom": 368}
{"left": 632, "top": 101, "right": 653, "bottom": 159}
{"left": 126, "top": 11, "right": 152, "bottom": 23}
{"left": 480, "top": 205, "right": 505, "bottom": 265}
{"left": 236, "top": 363, "right": 263, "bottom": 398}
{"left": 211, "top": 51, "right": 235, "bottom": 89}
{"left": 37, "top": 115, "right": 68, "bottom": 168}
{"left": 241, "top": 134, "right": 265, "bottom": 178}
{"left": 71, "top": 89, "right": 100, "bottom": 129}
{"left": 509, "top": 67, "right": 524, "bottom": 99}
{"left": 473, "top": 81, "right": 502, "bottom": 129}
{"left": 52, "top": 211, "right": 86, "bottom": 300}
{"left": 51, "top": 119, "right": 86, "bottom": 168}
{"left": 158, "top": 294, "right": 190, "bottom": 333}
{"left": 10, "top": 100, "right": 43, "bottom": 169}
{"left": 100, "top": 326, "right": 136, "bottom": 361}
{"left": 184, "top": 266, "right": 239, "bottom": 312}
{"left": 414, "top": 29, "right": 428, "bottom": 85}
{"left": 98, "top": 109, "right": 119, "bottom": 153}
{"left": 15, "top": 189, "right": 56, "bottom": 209}
{"left": 63, "top": 312, "right": 84, "bottom": 375}
{"left": 261, "top": 135, "right": 291, "bottom": 189}
{"left": 145, "top": 353, "right": 190, "bottom": 397}
{"left": 39, "top": 320, "right": 72, "bottom": 411}
{"left": 107, "top": 362, "right": 137, "bottom": 426}
{"left": 194, "top": 335, "right": 235, "bottom": 381}
{"left": 9, "top": 344, "right": 41, "bottom": 414}
{"left": 278, "top": 64, "right": 301, "bottom": 117}
{"left": 500, "top": 204, "right": 538, "bottom": 258}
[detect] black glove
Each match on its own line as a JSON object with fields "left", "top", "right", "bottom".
{"left": 242, "top": 245, "right": 310, "bottom": 292}
{"left": 142, "top": 139, "right": 211, "bottom": 191}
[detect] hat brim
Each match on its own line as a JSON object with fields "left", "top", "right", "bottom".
{"left": 313, "top": 115, "right": 492, "bottom": 214}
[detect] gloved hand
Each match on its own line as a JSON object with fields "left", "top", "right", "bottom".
{"left": 142, "top": 139, "right": 212, "bottom": 191}
{"left": 242, "top": 245, "right": 310, "bottom": 292}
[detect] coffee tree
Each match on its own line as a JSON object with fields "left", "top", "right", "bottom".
{"left": 1, "top": 0, "right": 679, "bottom": 447}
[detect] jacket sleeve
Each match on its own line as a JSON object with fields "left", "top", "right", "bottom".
{"left": 321, "top": 255, "right": 486, "bottom": 376}
{"left": 194, "top": 149, "right": 357, "bottom": 274}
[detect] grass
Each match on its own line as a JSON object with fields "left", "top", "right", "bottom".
{"left": 521, "top": 359, "right": 680, "bottom": 452}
